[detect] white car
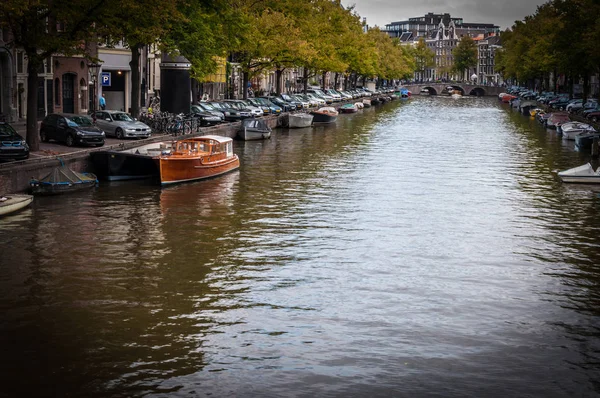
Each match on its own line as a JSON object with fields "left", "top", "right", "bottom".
{"left": 325, "top": 89, "right": 342, "bottom": 102}
{"left": 305, "top": 93, "right": 326, "bottom": 106}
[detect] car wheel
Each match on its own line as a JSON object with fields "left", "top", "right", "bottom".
{"left": 116, "top": 128, "right": 124, "bottom": 139}
{"left": 65, "top": 134, "right": 75, "bottom": 147}
{"left": 40, "top": 130, "right": 48, "bottom": 142}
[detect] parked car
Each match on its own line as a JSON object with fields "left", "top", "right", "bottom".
{"left": 292, "top": 94, "right": 316, "bottom": 108}
{"left": 224, "top": 100, "right": 263, "bottom": 117}
{"left": 267, "top": 96, "right": 296, "bottom": 112}
{"left": 573, "top": 99, "right": 598, "bottom": 114}
{"left": 585, "top": 110, "right": 600, "bottom": 122}
{"left": 246, "top": 98, "right": 272, "bottom": 115}
{"left": 208, "top": 101, "right": 253, "bottom": 121}
{"left": 252, "top": 97, "right": 282, "bottom": 115}
{"left": 40, "top": 113, "right": 105, "bottom": 147}
{"left": 307, "top": 89, "right": 333, "bottom": 104}
{"left": 194, "top": 102, "right": 225, "bottom": 121}
{"left": 324, "top": 89, "right": 342, "bottom": 102}
{"left": 93, "top": 110, "right": 151, "bottom": 139}
{"left": 190, "top": 105, "right": 222, "bottom": 126}
{"left": 0, "top": 122, "right": 29, "bottom": 161}
{"left": 278, "top": 94, "right": 303, "bottom": 110}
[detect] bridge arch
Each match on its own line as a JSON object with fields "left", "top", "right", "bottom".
{"left": 469, "top": 87, "right": 486, "bottom": 96}
{"left": 445, "top": 85, "right": 465, "bottom": 96}
{"left": 420, "top": 86, "right": 438, "bottom": 95}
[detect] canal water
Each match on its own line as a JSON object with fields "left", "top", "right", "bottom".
{"left": 2, "top": 97, "right": 600, "bottom": 397}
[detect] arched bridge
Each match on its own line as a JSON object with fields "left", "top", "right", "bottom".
{"left": 403, "top": 83, "right": 504, "bottom": 97}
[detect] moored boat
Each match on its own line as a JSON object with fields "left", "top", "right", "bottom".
{"left": 354, "top": 102, "right": 364, "bottom": 109}
{"left": 159, "top": 135, "right": 240, "bottom": 186}
{"left": 310, "top": 107, "right": 338, "bottom": 124}
{"left": 0, "top": 194, "right": 33, "bottom": 217}
{"left": 237, "top": 118, "right": 271, "bottom": 141}
{"left": 559, "top": 121, "right": 595, "bottom": 139}
{"left": 90, "top": 141, "right": 172, "bottom": 181}
{"left": 288, "top": 113, "right": 314, "bottom": 128}
{"left": 30, "top": 164, "right": 98, "bottom": 195}
{"left": 575, "top": 131, "right": 600, "bottom": 150}
{"left": 362, "top": 99, "right": 372, "bottom": 108}
{"left": 557, "top": 163, "right": 600, "bottom": 183}
{"left": 338, "top": 103, "right": 358, "bottom": 114}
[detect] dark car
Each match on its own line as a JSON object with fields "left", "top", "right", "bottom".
{"left": 40, "top": 114, "right": 105, "bottom": 147}
{"left": 0, "top": 122, "right": 29, "bottom": 162}
{"left": 266, "top": 96, "right": 296, "bottom": 112}
{"left": 190, "top": 105, "right": 222, "bottom": 126}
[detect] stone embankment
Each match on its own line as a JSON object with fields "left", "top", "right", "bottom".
{"left": 0, "top": 114, "right": 282, "bottom": 195}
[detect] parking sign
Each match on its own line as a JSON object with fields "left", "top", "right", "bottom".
{"left": 101, "top": 72, "right": 111, "bottom": 87}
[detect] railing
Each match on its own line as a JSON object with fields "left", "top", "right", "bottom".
{"left": 138, "top": 113, "right": 203, "bottom": 136}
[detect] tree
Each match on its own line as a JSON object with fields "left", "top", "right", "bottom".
{"left": 411, "top": 37, "right": 435, "bottom": 81}
{"left": 452, "top": 36, "right": 477, "bottom": 81}
{"left": 0, "top": 0, "right": 106, "bottom": 150}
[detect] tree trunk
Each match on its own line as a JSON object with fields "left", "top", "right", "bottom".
{"left": 129, "top": 44, "right": 142, "bottom": 117}
{"left": 242, "top": 71, "right": 249, "bottom": 100}
{"left": 26, "top": 56, "right": 41, "bottom": 151}
{"left": 322, "top": 71, "right": 327, "bottom": 90}
{"left": 191, "top": 79, "right": 199, "bottom": 104}
{"left": 303, "top": 67, "right": 308, "bottom": 94}
{"left": 275, "top": 69, "right": 283, "bottom": 95}
{"left": 582, "top": 72, "right": 589, "bottom": 104}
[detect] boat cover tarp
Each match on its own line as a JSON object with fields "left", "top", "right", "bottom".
{"left": 38, "top": 166, "right": 97, "bottom": 184}
{"left": 241, "top": 119, "right": 270, "bottom": 131}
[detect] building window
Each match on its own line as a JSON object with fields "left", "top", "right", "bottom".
{"left": 17, "top": 52, "right": 24, "bottom": 74}
{"left": 46, "top": 57, "right": 52, "bottom": 74}
{"left": 54, "top": 78, "right": 60, "bottom": 105}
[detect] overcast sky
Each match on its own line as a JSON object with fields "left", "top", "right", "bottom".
{"left": 343, "top": 0, "right": 549, "bottom": 30}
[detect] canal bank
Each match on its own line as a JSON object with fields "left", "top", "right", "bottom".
{"left": 0, "top": 114, "right": 281, "bottom": 195}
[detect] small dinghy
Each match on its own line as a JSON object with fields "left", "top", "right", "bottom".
{"left": 30, "top": 161, "right": 98, "bottom": 195}
{"left": 557, "top": 163, "right": 600, "bottom": 184}
{"left": 288, "top": 113, "right": 314, "bottom": 128}
{"left": 237, "top": 118, "right": 271, "bottom": 141}
{"left": 0, "top": 194, "right": 33, "bottom": 217}
{"left": 338, "top": 103, "right": 358, "bottom": 114}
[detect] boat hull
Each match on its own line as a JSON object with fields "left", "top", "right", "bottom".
{"left": 159, "top": 156, "right": 240, "bottom": 185}
{"left": 31, "top": 175, "right": 97, "bottom": 195}
{"left": 311, "top": 112, "right": 337, "bottom": 124}
{"left": 288, "top": 114, "right": 313, "bottom": 128}
{"left": 237, "top": 128, "right": 271, "bottom": 141}
{"left": 558, "top": 163, "right": 600, "bottom": 183}
{"left": 0, "top": 194, "right": 33, "bottom": 216}
{"left": 90, "top": 150, "right": 161, "bottom": 181}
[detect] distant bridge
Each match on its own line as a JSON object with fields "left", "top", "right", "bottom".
{"left": 403, "top": 83, "right": 504, "bottom": 97}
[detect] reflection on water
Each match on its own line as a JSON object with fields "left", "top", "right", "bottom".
{"left": 1, "top": 97, "right": 600, "bottom": 397}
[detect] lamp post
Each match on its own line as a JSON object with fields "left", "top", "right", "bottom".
{"left": 88, "top": 63, "right": 101, "bottom": 119}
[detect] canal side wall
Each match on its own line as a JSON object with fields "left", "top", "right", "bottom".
{"left": 0, "top": 115, "right": 282, "bottom": 195}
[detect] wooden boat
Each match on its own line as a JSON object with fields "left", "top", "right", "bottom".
{"left": 237, "top": 118, "right": 271, "bottom": 140}
{"left": 558, "top": 163, "right": 600, "bottom": 183}
{"left": 30, "top": 164, "right": 98, "bottom": 195}
{"left": 158, "top": 135, "right": 240, "bottom": 186}
{"left": 0, "top": 194, "right": 33, "bottom": 216}
{"left": 339, "top": 103, "right": 358, "bottom": 114}
{"left": 90, "top": 141, "right": 172, "bottom": 181}
{"left": 288, "top": 113, "right": 314, "bottom": 128}
{"left": 310, "top": 107, "right": 338, "bottom": 124}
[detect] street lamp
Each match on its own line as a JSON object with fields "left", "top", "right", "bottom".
{"left": 88, "top": 62, "right": 101, "bottom": 118}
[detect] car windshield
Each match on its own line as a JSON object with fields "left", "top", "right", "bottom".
{"left": 0, "top": 124, "right": 20, "bottom": 139}
{"left": 68, "top": 116, "right": 93, "bottom": 127}
{"left": 281, "top": 95, "right": 293, "bottom": 101}
{"left": 112, "top": 113, "right": 134, "bottom": 122}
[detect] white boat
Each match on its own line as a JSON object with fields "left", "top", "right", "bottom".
{"left": 451, "top": 93, "right": 462, "bottom": 99}
{"left": 0, "top": 194, "right": 33, "bottom": 216}
{"left": 354, "top": 102, "right": 364, "bottom": 109}
{"left": 288, "top": 113, "right": 314, "bottom": 128}
{"left": 557, "top": 163, "right": 600, "bottom": 183}
{"left": 237, "top": 118, "right": 271, "bottom": 140}
{"left": 362, "top": 99, "right": 372, "bottom": 108}
{"left": 560, "top": 122, "right": 596, "bottom": 140}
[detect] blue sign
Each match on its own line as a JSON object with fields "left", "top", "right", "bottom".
{"left": 101, "top": 72, "right": 111, "bottom": 87}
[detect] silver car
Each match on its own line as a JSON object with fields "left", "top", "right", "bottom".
{"left": 94, "top": 110, "right": 151, "bottom": 139}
